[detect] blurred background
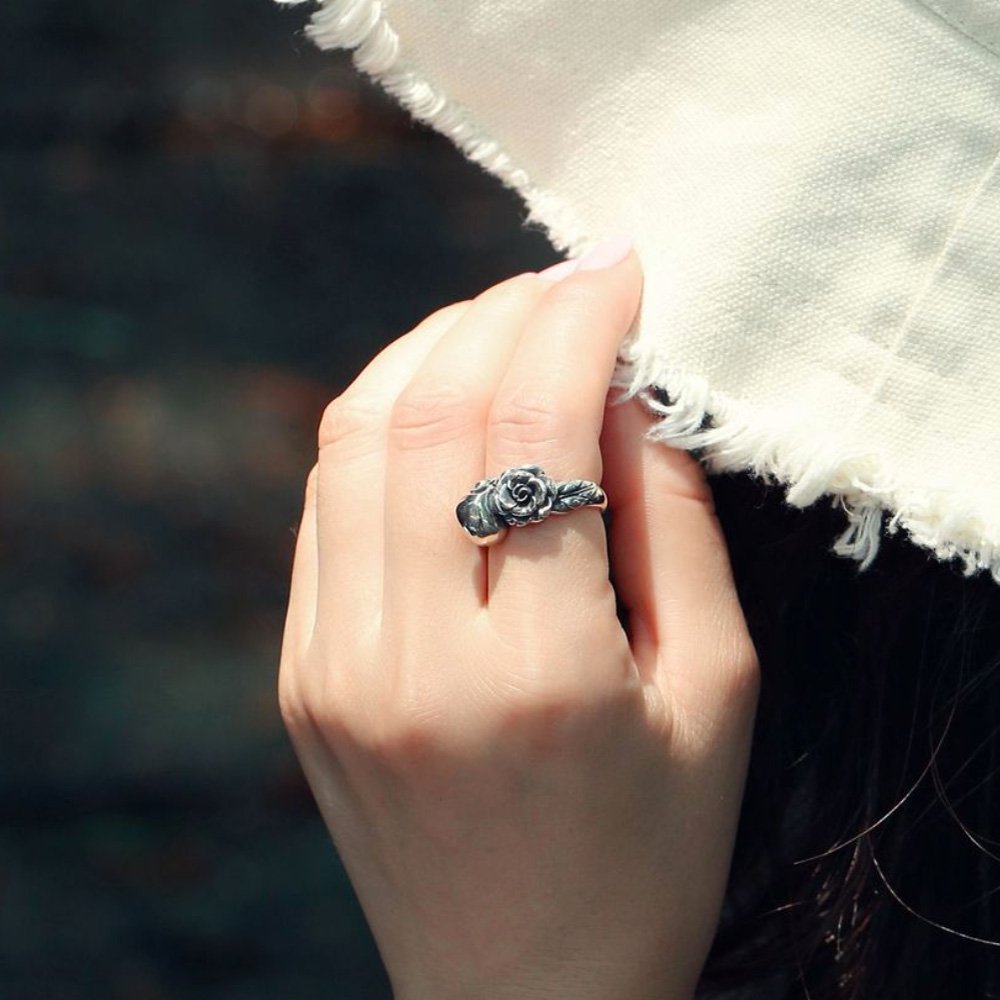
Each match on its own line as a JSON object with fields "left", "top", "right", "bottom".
{"left": 7, "top": 3, "right": 1000, "bottom": 999}
{"left": 0, "top": 1, "right": 559, "bottom": 996}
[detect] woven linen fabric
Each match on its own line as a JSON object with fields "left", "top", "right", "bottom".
{"left": 281, "top": 0, "right": 1000, "bottom": 582}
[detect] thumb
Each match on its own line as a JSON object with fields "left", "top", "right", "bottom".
{"left": 599, "top": 389, "right": 758, "bottom": 718}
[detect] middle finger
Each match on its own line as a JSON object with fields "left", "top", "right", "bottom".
{"left": 382, "top": 272, "right": 550, "bottom": 623}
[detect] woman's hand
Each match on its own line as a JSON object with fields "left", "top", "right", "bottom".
{"left": 278, "top": 240, "right": 760, "bottom": 1000}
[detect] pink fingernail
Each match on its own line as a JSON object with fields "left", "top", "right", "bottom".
{"left": 536, "top": 258, "right": 581, "bottom": 282}
{"left": 575, "top": 234, "right": 633, "bottom": 272}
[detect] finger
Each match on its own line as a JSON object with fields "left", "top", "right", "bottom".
{"left": 281, "top": 464, "right": 320, "bottom": 665}
{"left": 382, "top": 273, "right": 550, "bottom": 622}
{"left": 486, "top": 240, "right": 643, "bottom": 634}
{"left": 599, "top": 389, "right": 758, "bottom": 723}
{"left": 315, "top": 301, "right": 472, "bottom": 643}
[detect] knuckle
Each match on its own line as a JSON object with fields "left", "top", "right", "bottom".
{"left": 279, "top": 657, "right": 366, "bottom": 745}
{"left": 413, "top": 298, "right": 474, "bottom": 333}
{"left": 726, "top": 636, "right": 762, "bottom": 704}
{"left": 370, "top": 704, "right": 450, "bottom": 765}
{"left": 705, "top": 641, "right": 762, "bottom": 729}
{"left": 302, "top": 463, "right": 319, "bottom": 510}
{"left": 349, "top": 651, "right": 473, "bottom": 762}
{"left": 663, "top": 624, "right": 761, "bottom": 746}
{"left": 388, "top": 383, "right": 480, "bottom": 451}
{"left": 346, "top": 695, "right": 455, "bottom": 775}
{"left": 472, "top": 271, "right": 542, "bottom": 312}
{"left": 277, "top": 668, "right": 308, "bottom": 732}
{"left": 709, "top": 608, "right": 761, "bottom": 699}
{"left": 489, "top": 388, "right": 576, "bottom": 449}
{"left": 317, "top": 394, "right": 383, "bottom": 452}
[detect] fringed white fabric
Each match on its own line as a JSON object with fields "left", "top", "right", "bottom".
{"left": 279, "top": 0, "right": 1000, "bottom": 584}
{"left": 276, "top": 0, "right": 591, "bottom": 252}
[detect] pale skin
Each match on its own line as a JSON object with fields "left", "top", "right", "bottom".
{"left": 278, "top": 241, "right": 761, "bottom": 1000}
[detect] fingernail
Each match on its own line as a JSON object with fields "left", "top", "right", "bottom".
{"left": 575, "top": 234, "right": 633, "bottom": 272}
{"left": 536, "top": 258, "right": 581, "bottom": 282}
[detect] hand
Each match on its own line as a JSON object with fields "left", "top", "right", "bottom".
{"left": 278, "top": 243, "right": 760, "bottom": 1000}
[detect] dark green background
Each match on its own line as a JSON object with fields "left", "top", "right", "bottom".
{"left": 0, "top": 2, "right": 558, "bottom": 996}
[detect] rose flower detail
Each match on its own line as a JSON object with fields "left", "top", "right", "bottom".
{"left": 456, "top": 464, "right": 608, "bottom": 546}
{"left": 494, "top": 465, "right": 555, "bottom": 526}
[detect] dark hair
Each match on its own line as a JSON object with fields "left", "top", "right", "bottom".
{"left": 696, "top": 470, "right": 1000, "bottom": 999}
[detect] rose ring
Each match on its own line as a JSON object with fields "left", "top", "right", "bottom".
{"left": 455, "top": 464, "right": 608, "bottom": 547}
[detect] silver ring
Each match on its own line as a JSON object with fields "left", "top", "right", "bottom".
{"left": 455, "top": 464, "right": 608, "bottom": 547}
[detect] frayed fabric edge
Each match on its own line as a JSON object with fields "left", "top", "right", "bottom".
{"left": 281, "top": 0, "right": 1000, "bottom": 585}
{"left": 609, "top": 353, "right": 1000, "bottom": 585}
{"left": 275, "top": 0, "right": 593, "bottom": 255}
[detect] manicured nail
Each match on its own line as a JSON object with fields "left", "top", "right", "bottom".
{"left": 536, "top": 258, "right": 581, "bottom": 282}
{"left": 575, "top": 234, "right": 633, "bottom": 272}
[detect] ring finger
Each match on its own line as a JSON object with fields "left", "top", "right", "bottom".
{"left": 486, "top": 244, "right": 643, "bottom": 632}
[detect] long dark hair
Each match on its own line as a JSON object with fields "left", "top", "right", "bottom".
{"left": 696, "top": 469, "right": 1000, "bottom": 999}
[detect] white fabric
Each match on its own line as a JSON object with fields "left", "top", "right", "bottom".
{"left": 281, "top": 0, "right": 1000, "bottom": 582}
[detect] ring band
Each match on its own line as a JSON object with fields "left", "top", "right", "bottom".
{"left": 455, "top": 464, "right": 608, "bottom": 547}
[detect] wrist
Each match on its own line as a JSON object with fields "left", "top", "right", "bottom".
{"left": 390, "top": 961, "right": 697, "bottom": 1000}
